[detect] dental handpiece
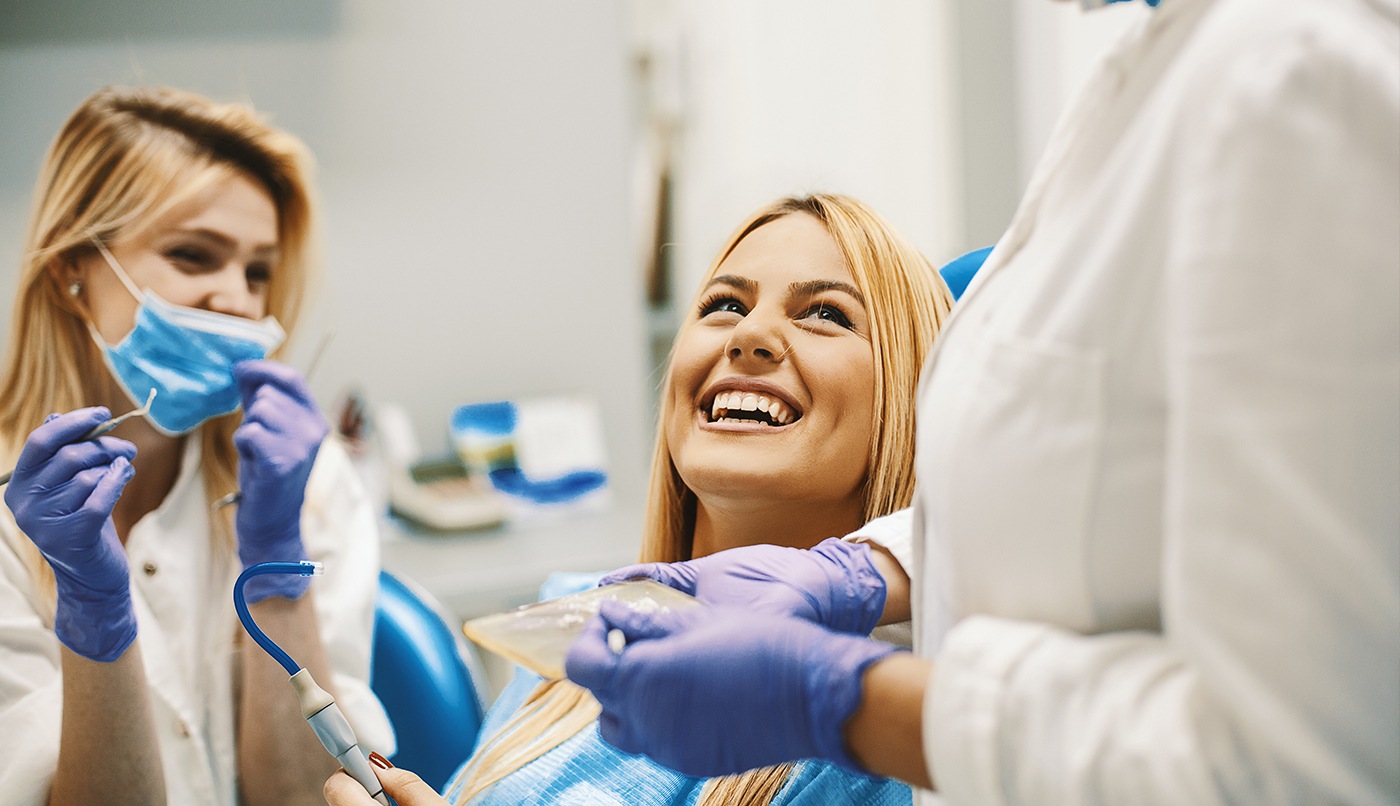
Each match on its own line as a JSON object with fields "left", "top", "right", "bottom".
{"left": 0, "top": 389, "right": 157, "bottom": 487}
{"left": 234, "top": 561, "right": 389, "bottom": 805}
{"left": 291, "top": 669, "right": 389, "bottom": 805}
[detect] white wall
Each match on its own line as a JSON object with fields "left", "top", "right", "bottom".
{"left": 642, "top": 0, "right": 961, "bottom": 304}
{"left": 0, "top": 0, "right": 653, "bottom": 501}
{"left": 0, "top": 1, "right": 1150, "bottom": 516}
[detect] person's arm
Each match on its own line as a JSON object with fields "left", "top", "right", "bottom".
{"left": 237, "top": 594, "right": 341, "bottom": 806}
{"left": 228, "top": 361, "right": 344, "bottom": 805}
{"left": 241, "top": 437, "right": 395, "bottom": 804}
{"left": 844, "top": 653, "right": 931, "bottom": 788}
{"left": 2, "top": 410, "right": 165, "bottom": 804}
{"left": 51, "top": 645, "right": 166, "bottom": 806}
{"left": 924, "top": 21, "right": 1400, "bottom": 804}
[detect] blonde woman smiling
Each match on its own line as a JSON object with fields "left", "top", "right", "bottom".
{"left": 326, "top": 193, "right": 952, "bottom": 806}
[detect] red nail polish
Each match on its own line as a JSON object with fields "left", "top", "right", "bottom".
{"left": 369, "top": 751, "right": 393, "bottom": 770}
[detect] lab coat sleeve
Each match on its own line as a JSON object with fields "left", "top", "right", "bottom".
{"left": 301, "top": 437, "right": 396, "bottom": 756}
{"left": 844, "top": 508, "right": 914, "bottom": 647}
{"left": 843, "top": 507, "right": 914, "bottom": 574}
{"left": 0, "top": 520, "right": 64, "bottom": 806}
{"left": 925, "top": 22, "right": 1399, "bottom": 806}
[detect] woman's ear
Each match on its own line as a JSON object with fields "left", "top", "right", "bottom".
{"left": 49, "top": 255, "right": 90, "bottom": 312}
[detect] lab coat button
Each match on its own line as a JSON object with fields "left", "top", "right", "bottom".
{"left": 143, "top": 562, "right": 158, "bottom": 576}
{"left": 177, "top": 720, "right": 191, "bottom": 737}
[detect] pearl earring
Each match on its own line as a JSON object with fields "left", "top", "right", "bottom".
{"left": 68, "top": 281, "right": 82, "bottom": 297}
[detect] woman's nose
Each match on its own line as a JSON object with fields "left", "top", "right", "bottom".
{"left": 725, "top": 308, "right": 787, "bottom": 364}
{"left": 203, "top": 264, "right": 262, "bottom": 319}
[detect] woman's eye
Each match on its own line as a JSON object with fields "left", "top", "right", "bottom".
{"left": 166, "top": 247, "right": 212, "bottom": 267}
{"left": 800, "top": 303, "right": 854, "bottom": 329}
{"left": 246, "top": 264, "right": 273, "bottom": 286}
{"left": 699, "top": 295, "right": 747, "bottom": 318}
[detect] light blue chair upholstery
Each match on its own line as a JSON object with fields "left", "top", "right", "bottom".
{"left": 371, "top": 570, "right": 489, "bottom": 792}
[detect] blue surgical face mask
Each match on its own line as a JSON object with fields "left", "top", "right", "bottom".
{"left": 89, "top": 242, "right": 286, "bottom": 435}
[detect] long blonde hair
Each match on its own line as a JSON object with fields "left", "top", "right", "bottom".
{"left": 452, "top": 194, "right": 953, "bottom": 805}
{"left": 0, "top": 85, "right": 318, "bottom": 611}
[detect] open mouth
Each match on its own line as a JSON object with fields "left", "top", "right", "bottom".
{"left": 707, "top": 390, "right": 800, "bottom": 427}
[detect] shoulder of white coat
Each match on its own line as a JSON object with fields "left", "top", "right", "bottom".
{"left": 841, "top": 508, "right": 914, "bottom": 573}
{"left": 1184, "top": 0, "right": 1397, "bottom": 96}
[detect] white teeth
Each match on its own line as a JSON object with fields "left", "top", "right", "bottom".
{"left": 707, "top": 388, "right": 799, "bottom": 425}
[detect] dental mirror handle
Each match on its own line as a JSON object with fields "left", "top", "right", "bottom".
{"left": 0, "top": 390, "right": 157, "bottom": 487}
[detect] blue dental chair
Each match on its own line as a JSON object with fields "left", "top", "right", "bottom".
{"left": 939, "top": 245, "right": 994, "bottom": 301}
{"left": 371, "top": 570, "right": 490, "bottom": 792}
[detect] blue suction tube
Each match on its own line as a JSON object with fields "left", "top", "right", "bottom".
{"left": 233, "top": 561, "right": 323, "bottom": 675}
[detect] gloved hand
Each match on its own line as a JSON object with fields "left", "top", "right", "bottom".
{"left": 599, "top": 537, "right": 888, "bottom": 635}
{"left": 4, "top": 408, "right": 138, "bottom": 662}
{"left": 232, "top": 361, "right": 328, "bottom": 601}
{"left": 566, "top": 600, "right": 900, "bottom": 777}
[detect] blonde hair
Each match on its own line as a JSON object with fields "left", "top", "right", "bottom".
{"left": 0, "top": 85, "right": 319, "bottom": 611}
{"left": 452, "top": 194, "right": 953, "bottom": 805}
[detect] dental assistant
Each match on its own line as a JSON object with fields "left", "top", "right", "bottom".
{"left": 0, "top": 86, "right": 391, "bottom": 806}
{"left": 566, "top": 0, "right": 1400, "bottom": 803}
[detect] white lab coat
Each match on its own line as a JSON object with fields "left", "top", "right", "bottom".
{"left": 912, "top": 0, "right": 1399, "bottom": 804}
{"left": 0, "top": 436, "right": 394, "bottom": 806}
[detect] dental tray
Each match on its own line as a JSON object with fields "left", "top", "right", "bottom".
{"left": 462, "top": 580, "right": 703, "bottom": 679}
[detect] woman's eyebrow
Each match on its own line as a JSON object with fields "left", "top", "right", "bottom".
{"left": 166, "top": 227, "right": 236, "bottom": 248}
{"left": 789, "top": 279, "right": 865, "bottom": 305}
{"left": 165, "top": 227, "right": 279, "bottom": 259}
{"left": 704, "top": 274, "right": 758, "bottom": 294}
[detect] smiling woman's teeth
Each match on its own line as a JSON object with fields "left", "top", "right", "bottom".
{"left": 709, "top": 391, "right": 795, "bottom": 425}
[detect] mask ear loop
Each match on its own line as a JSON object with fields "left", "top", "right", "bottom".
{"left": 91, "top": 240, "right": 146, "bottom": 302}
{"left": 83, "top": 241, "right": 149, "bottom": 350}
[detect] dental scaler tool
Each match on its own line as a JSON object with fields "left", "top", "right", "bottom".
{"left": 234, "top": 561, "right": 388, "bottom": 805}
{"left": 0, "top": 389, "right": 157, "bottom": 487}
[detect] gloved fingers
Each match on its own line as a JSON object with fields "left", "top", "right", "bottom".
{"left": 13, "top": 408, "right": 112, "bottom": 469}
{"left": 243, "top": 382, "right": 323, "bottom": 429}
{"left": 564, "top": 613, "right": 621, "bottom": 697}
{"left": 239, "top": 382, "right": 329, "bottom": 449}
{"left": 595, "top": 709, "right": 645, "bottom": 757}
{"left": 595, "top": 598, "right": 691, "bottom": 642}
{"left": 231, "top": 419, "right": 272, "bottom": 462}
{"left": 233, "top": 359, "right": 315, "bottom": 406}
{"left": 598, "top": 562, "right": 698, "bottom": 594}
{"left": 81, "top": 456, "right": 135, "bottom": 517}
{"left": 233, "top": 417, "right": 322, "bottom": 480}
{"left": 47, "top": 437, "right": 138, "bottom": 475}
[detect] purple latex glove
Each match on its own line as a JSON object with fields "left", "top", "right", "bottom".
{"left": 4, "top": 408, "right": 138, "bottom": 662}
{"left": 566, "top": 600, "right": 900, "bottom": 777}
{"left": 600, "top": 537, "right": 888, "bottom": 635}
{"left": 232, "top": 361, "right": 327, "bottom": 601}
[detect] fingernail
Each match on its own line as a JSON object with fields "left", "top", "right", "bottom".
{"left": 369, "top": 751, "right": 393, "bottom": 770}
{"left": 607, "top": 628, "right": 626, "bottom": 655}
